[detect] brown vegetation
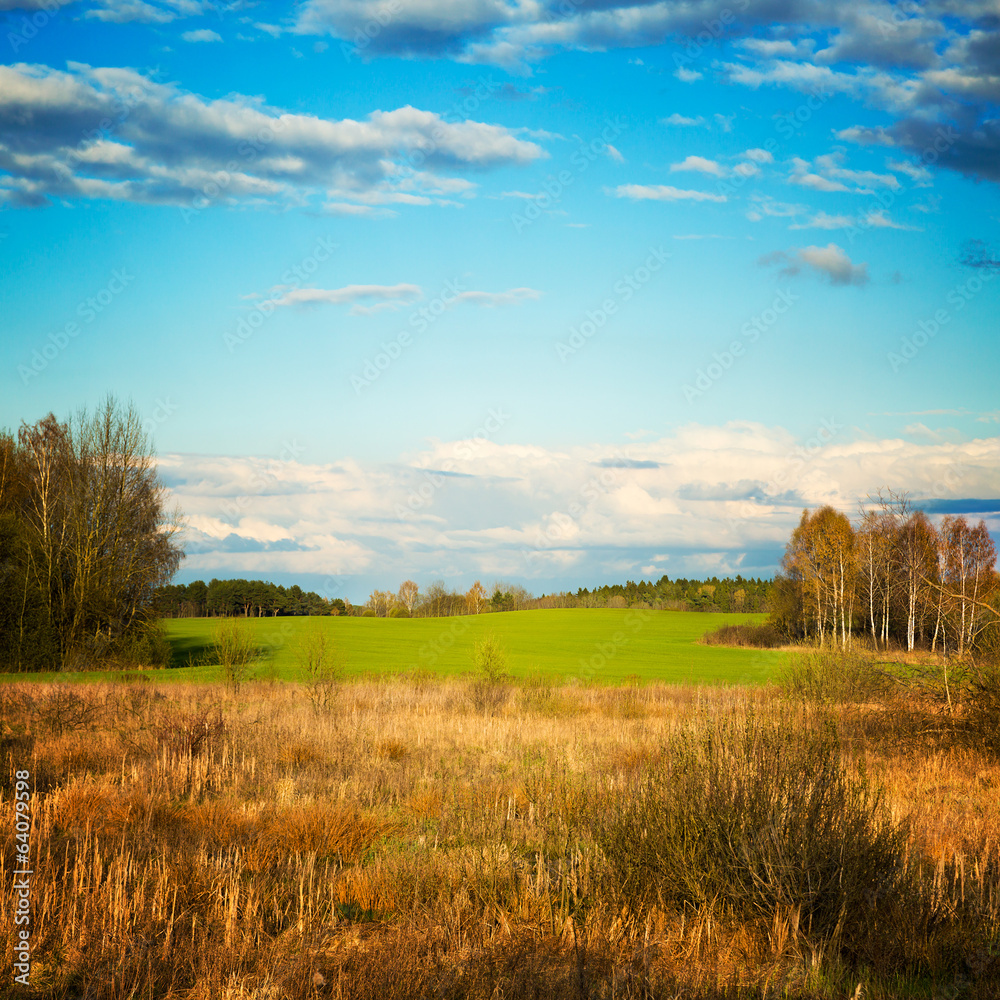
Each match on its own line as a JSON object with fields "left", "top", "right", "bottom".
{"left": 2, "top": 664, "right": 1000, "bottom": 999}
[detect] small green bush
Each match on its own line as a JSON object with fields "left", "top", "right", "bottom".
{"left": 470, "top": 631, "right": 509, "bottom": 714}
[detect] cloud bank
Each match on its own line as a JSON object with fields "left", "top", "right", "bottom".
{"left": 163, "top": 422, "right": 1000, "bottom": 599}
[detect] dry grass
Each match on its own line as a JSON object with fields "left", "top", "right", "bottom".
{"left": 1, "top": 671, "right": 999, "bottom": 998}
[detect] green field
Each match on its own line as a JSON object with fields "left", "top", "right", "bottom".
{"left": 2, "top": 609, "right": 785, "bottom": 685}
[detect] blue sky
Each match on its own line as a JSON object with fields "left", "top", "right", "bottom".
{"left": 2, "top": 0, "right": 999, "bottom": 602}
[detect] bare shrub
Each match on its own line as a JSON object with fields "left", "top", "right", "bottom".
{"left": 297, "top": 624, "right": 344, "bottom": 713}
{"left": 702, "top": 622, "right": 785, "bottom": 648}
{"left": 214, "top": 617, "right": 262, "bottom": 694}
{"left": 593, "top": 713, "right": 913, "bottom": 966}
{"left": 778, "top": 648, "right": 896, "bottom": 704}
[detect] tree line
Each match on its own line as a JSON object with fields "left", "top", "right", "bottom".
{"left": 357, "top": 575, "right": 773, "bottom": 617}
{"left": 154, "top": 578, "right": 344, "bottom": 618}
{"left": 0, "top": 399, "right": 182, "bottom": 671}
{"left": 772, "top": 490, "right": 998, "bottom": 654}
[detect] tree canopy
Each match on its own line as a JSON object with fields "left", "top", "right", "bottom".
{"left": 0, "top": 398, "right": 182, "bottom": 670}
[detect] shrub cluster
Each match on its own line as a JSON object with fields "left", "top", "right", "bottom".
{"left": 702, "top": 622, "right": 784, "bottom": 648}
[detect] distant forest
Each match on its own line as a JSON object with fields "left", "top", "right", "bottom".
{"left": 153, "top": 574, "right": 773, "bottom": 618}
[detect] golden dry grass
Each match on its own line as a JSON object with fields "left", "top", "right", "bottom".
{"left": 1, "top": 673, "right": 998, "bottom": 998}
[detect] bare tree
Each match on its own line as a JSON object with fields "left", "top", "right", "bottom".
{"left": 398, "top": 579, "right": 419, "bottom": 615}
{"left": 4, "top": 397, "right": 182, "bottom": 669}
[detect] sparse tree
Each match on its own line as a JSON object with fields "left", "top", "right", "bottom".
{"left": 1, "top": 398, "right": 182, "bottom": 670}
{"left": 466, "top": 580, "right": 487, "bottom": 615}
{"left": 398, "top": 579, "right": 419, "bottom": 614}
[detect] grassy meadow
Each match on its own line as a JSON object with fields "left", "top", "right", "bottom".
{"left": 2, "top": 655, "right": 1000, "bottom": 999}
{"left": 172, "top": 608, "right": 783, "bottom": 685}
{"left": 0, "top": 609, "right": 784, "bottom": 686}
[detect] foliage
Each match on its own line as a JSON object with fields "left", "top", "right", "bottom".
{"left": 774, "top": 489, "right": 997, "bottom": 654}
{"left": 473, "top": 630, "right": 509, "bottom": 683}
{"left": 155, "top": 577, "right": 336, "bottom": 617}
{"left": 0, "top": 398, "right": 182, "bottom": 671}
{"left": 470, "top": 630, "right": 510, "bottom": 713}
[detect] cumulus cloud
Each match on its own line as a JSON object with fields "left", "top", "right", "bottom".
{"left": 0, "top": 62, "right": 545, "bottom": 209}
{"left": 161, "top": 424, "right": 1000, "bottom": 594}
{"left": 761, "top": 243, "right": 869, "bottom": 285}
{"left": 181, "top": 28, "right": 221, "bottom": 42}
{"left": 670, "top": 155, "right": 726, "bottom": 177}
{"left": 796, "top": 243, "right": 869, "bottom": 284}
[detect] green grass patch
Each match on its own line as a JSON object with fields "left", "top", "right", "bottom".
{"left": 1, "top": 609, "right": 788, "bottom": 685}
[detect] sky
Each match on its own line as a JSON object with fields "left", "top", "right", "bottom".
{"left": 1, "top": 0, "right": 999, "bottom": 603}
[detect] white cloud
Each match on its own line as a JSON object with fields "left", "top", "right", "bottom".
{"left": 181, "top": 28, "right": 221, "bottom": 42}
{"left": 661, "top": 113, "right": 705, "bottom": 126}
{"left": 795, "top": 243, "right": 870, "bottom": 285}
{"left": 670, "top": 155, "right": 725, "bottom": 177}
{"left": 453, "top": 287, "right": 541, "bottom": 306}
{"left": 161, "top": 426, "right": 1000, "bottom": 592}
{"left": 789, "top": 211, "right": 855, "bottom": 230}
{"left": 612, "top": 184, "right": 726, "bottom": 203}
{"left": 269, "top": 283, "right": 423, "bottom": 311}
{"left": 0, "top": 62, "right": 545, "bottom": 209}
{"left": 887, "top": 158, "right": 933, "bottom": 186}
{"left": 836, "top": 125, "right": 895, "bottom": 146}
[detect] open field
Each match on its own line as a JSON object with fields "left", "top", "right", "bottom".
{"left": 0, "top": 610, "right": 784, "bottom": 685}
{"left": 2, "top": 666, "right": 999, "bottom": 999}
